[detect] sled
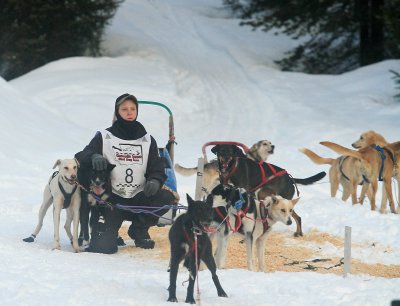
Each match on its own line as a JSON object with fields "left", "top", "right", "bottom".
{"left": 138, "top": 101, "right": 178, "bottom": 225}
{"left": 194, "top": 141, "right": 249, "bottom": 200}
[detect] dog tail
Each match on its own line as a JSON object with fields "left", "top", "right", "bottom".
{"left": 293, "top": 171, "right": 326, "bottom": 185}
{"left": 319, "top": 141, "right": 362, "bottom": 159}
{"left": 299, "top": 148, "right": 335, "bottom": 165}
{"left": 174, "top": 163, "right": 197, "bottom": 176}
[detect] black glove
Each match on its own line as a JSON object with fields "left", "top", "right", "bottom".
{"left": 143, "top": 179, "right": 161, "bottom": 197}
{"left": 91, "top": 154, "right": 107, "bottom": 171}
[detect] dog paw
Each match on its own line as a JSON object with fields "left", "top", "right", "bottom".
{"left": 185, "top": 297, "right": 196, "bottom": 304}
{"left": 294, "top": 232, "right": 303, "bottom": 237}
{"left": 218, "top": 290, "right": 228, "bottom": 297}
{"left": 167, "top": 297, "right": 178, "bottom": 303}
{"left": 22, "top": 235, "right": 35, "bottom": 243}
{"left": 52, "top": 243, "right": 61, "bottom": 250}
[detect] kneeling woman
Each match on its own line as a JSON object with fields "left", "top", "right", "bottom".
{"left": 75, "top": 93, "right": 175, "bottom": 253}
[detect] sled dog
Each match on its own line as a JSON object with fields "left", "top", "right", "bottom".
{"left": 174, "top": 140, "right": 275, "bottom": 195}
{"left": 77, "top": 162, "right": 115, "bottom": 247}
{"left": 23, "top": 159, "right": 81, "bottom": 252}
{"left": 167, "top": 194, "right": 227, "bottom": 304}
{"left": 210, "top": 144, "right": 325, "bottom": 237}
{"left": 320, "top": 141, "right": 398, "bottom": 213}
{"left": 300, "top": 130, "right": 389, "bottom": 204}
{"left": 210, "top": 184, "right": 299, "bottom": 271}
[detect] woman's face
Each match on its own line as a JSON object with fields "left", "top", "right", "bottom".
{"left": 118, "top": 100, "right": 137, "bottom": 121}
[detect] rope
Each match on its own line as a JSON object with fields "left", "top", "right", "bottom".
{"left": 281, "top": 256, "right": 344, "bottom": 271}
{"left": 194, "top": 230, "right": 201, "bottom": 305}
{"left": 75, "top": 181, "right": 186, "bottom": 221}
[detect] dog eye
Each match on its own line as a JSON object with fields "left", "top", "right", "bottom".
{"left": 64, "top": 167, "right": 68, "bottom": 170}
{"left": 290, "top": 209, "right": 293, "bottom": 213}
{"left": 281, "top": 209, "right": 285, "bottom": 213}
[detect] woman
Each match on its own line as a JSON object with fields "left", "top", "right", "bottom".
{"left": 75, "top": 93, "right": 174, "bottom": 253}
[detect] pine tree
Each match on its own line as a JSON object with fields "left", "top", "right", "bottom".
{"left": 390, "top": 70, "right": 400, "bottom": 101}
{"left": 0, "top": 0, "right": 122, "bottom": 80}
{"left": 224, "top": 0, "right": 400, "bottom": 74}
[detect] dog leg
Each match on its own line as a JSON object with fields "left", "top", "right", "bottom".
{"left": 329, "top": 168, "right": 339, "bottom": 198}
{"left": 71, "top": 197, "right": 81, "bottom": 252}
{"left": 291, "top": 210, "right": 303, "bottom": 237}
{"left": 369, "top": 181, "right": 378, "bottom": 211}
{"left": 341, "top": 179, "right": 351, "bottom": 202}
{"left": 214, "top": 229, "right": 230, "bottom": 269}
{"left": 380, "top": 185, "right": 388, "bottom": 214}
{"left": 184, "top": 255, "right": 197, "bottom": 304}
{"left": 350, "top": 179, "right": 359, "bottom": 205}
{"left": 201, "top": 240, "right": 228, "bottom": 298}
{"left": 382, "top": 177, "right": 396, "bottom": 214}
{"left": 27, "top": 187, "right": 53, "bottom": 241}
{"left": 397, "top": 175, "right": 400, "bottom": 213}
{"left": 167, "top": 247, "right": 185, "bottom": 303}
{"left": 64, "top": 209, "right": 73, "bottom": 242}
{"left": 359, "top": 182, "right": 369, "bottom": 205}
{"left": 256, "top": 234, "right": 268, "bottom": 272}
{"left": 244, "top": 232, "right": 254, "bottom": 271}
{"left": 52, "top": 199, "right": 63, "bottom": 250}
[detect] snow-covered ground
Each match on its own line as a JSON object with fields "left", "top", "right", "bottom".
{"left": 1, "top": 0, "right": 399, "bottom": 305}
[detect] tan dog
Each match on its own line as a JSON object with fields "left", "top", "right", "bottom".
{"left": 300, "top": 131, "right": 388, "bottom": 205}
{"left": 23, "top": 159, "right": 81, "bottom": 252}
{"left": 320, "top": 141, "right": 397, "bottom": 213}
{"left": 174, "top": 140, "right": 274, "bottom": 195}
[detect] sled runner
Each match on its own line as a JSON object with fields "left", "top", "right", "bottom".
{"left": 138, "top": 101, "right": 178, "bottom": 225}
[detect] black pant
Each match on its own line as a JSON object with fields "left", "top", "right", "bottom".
{"left": 87, "top": 189, "right": 175, "bottom": 254}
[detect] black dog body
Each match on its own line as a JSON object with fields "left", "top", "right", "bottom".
{"left": 211, "top": 144, "right": 326, "bottom": 236}
{"left": 168, "top": 194, "right": 227, "bottom": 304}
{"left": 77, "top": 162, "right": 115, "bottom": 247}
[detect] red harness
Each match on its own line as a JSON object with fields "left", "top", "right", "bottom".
{"left": 249, "top": 161, "right": 287, "bottom": 192}
{"left": 219, "top": 157, "right": 287, "bottom": 192}
{"left": 214, "top": 206, "right": 249, "bottom": 233}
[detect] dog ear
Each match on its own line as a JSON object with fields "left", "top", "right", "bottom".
{"left": 107, "top": 163, "right": 116, "bottom": 171}
{"left": 249, "top": 143, "right": 257, "bottom": 154}
{"left": 211, "top": 145, "right": 220, "bottom": 155}
{"left": 232, "top": 145, "right": 246, "bottom": 157}
{"left": 186, "top": 193, "right": 194, "bottom": 206}
{"left": 271, "top": 195, "right": 279, "bottom": 205}
{"left": 205, "top": 194, "right": 213, "bottom": 206}
{"left": 53, "top": 159, "right": 62, "bottom": 169}
{"left": 292, "top": 198, "right": 300, "bottom": 206}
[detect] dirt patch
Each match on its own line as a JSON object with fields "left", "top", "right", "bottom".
{"left": 118, "top": 225, "right": 400, "bottom": 278}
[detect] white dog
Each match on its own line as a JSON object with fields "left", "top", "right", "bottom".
{"left": 23, "top": 159, "right": 81, "bottom": 252}
{"left": 211, "top": 184, "right": 298, "bottom": 272}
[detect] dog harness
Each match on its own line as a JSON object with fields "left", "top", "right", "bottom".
{"left": 218, "top": 157, "right": 287, "bottom": 192}
{"left": 100, "top": 130, "right": 151, "bottom": 198}
{"left": 259, "top": 200, "right": 270, "bottom": 233}
{"left": 373, "top": 145, "right": 396, "bottom": 181}
{"left": 249, "top": 161, "right": 287, "bottom": 192}
{"left": 50, "top": 171, "right": 78, "bottom": 209}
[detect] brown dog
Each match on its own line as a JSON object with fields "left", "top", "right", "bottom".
{"left": 320, "top": 141, "right": 397, "bottom": 213}
{"left": 300, "top": 130, "right": 388, "bottom": 204}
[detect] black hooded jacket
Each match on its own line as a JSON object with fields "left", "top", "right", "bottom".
{"left": 75, "top": 119, "right": 167, "bottom": 185}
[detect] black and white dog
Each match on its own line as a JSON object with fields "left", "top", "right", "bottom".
{"left": 211, "top": 184, "right": 299, "bottom": 271}
{"left": 77, "top": 162, "right": 115, "bottom": 248}
{"left": 167, "top": 194, "right": 228, "bottom": 304}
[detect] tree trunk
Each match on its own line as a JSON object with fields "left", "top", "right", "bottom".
{"left": 358, "top": 0, "right": 385, "bottom": 66}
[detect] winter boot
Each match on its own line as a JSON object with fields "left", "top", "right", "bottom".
{"left": 128, "top": 225, "right": 155, "bottom": 249}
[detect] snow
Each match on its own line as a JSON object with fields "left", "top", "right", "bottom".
{"left": 1, "top": 0, "right": 399, "bottom": 305}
